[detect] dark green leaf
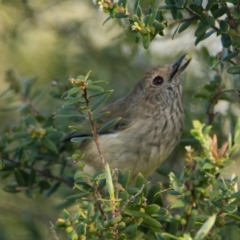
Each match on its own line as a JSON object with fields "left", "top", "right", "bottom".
{"left": 178, "top": 20, "right": 193, "bottom": 33}
{"left": 118, "top": 170, "right": 130, "bottom": 188}
{"left": 212, "top": 7, "right": 228, "bottom": 18}
{"left": 98, "top": 117, "right": 121, "bottom": 133}
{"left": 46, "top": 182, "right": 61, "bottom": 197}
{"left": 206, "top": 16, "right": 215, "bottom": 26}
{"left": 41, "top": 137, "right": 58, "bottom": 153}
{"left": 222, "top": 50, "right": 240, "bottom": 61}
{"left": 232, "top": 9, "right": 240, "bottom": 19}
{"left": 205, "top": 0, "right": 217, "bottom": 11}
{"left": 189, "top": 4, "right": 203, "bottom": 15}
{"left": 219, "top": 20, "right": 229, "bottom": 33}
{"left": 65, "top": 192, "right": 89, "bottom": 201}
{"left": 221, "top": 34, "right": 232, "bottom": 48}
{"left": 134, "top": 0, "right": 140, "bottom": 14}
{"left": 3, "top": 184, "right": 19, "bottom": 193}
{"left": 227, "top": 66, "right": 240, "bottom": 74}
{"left": 90, "top": 90, "right": 113, "bottom": 111}
{"left": 25, "top": 115, "right": 37, "bottom": 127}
{"left": 14, "top": 169, "right": 26, "bottom": 186}
{"left": 195, "top": 29, "right": 215, "bottom": 45}
{"left": 195, "top": 23, "right": 210, "bottom": 37}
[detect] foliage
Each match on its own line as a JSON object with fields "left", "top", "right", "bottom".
{"left": 1, "top": 0, "right": 240, "bottom": 239}
{"left": 53, "top": 73, "right": 240, "bottom": 239}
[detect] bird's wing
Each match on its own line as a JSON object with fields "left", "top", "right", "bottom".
{"left": 62, "top": 98, "right": 130, "bottom": 142}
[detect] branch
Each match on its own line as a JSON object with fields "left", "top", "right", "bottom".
{"left": 2, "top": 156, "right": 73, "bottom": 187}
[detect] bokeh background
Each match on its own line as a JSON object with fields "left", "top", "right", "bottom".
{"left": 0, "top": 0, "right": 239, "bottom": 239}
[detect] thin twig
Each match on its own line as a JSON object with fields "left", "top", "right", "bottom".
{"left": 2, "top": 156, "right": 73, "bottom": 187}
{"left": 120, "top": 184, "right": 145, "bottom": 214}
{"left": 82, "top": 88, "right": 106, "bottom": 168}
{"left": 49, "top": 221, "right": 59, "bottom": 240}
{"left": 169, "top": 16, "right": 198, "bottom": 26}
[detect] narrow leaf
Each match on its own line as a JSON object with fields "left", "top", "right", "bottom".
{"left": 90, "top": 90, "right": 113, "bottom": 111}
{"left": 98, "top": 117, "right": 121, "bottom": 133}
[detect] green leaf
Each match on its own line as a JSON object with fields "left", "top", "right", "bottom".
{"left": 189, "top": 4, "right": 203, "bottom": 15}
{"left": 195, "top": 23, "right": 210, "bottom": 37}
{"left": 155, "top": 233, "right": 167, "bottom": 240}
{"left": 98, "top": 117, "right": 121, "bottom": 133}
{"left": 205, "top": 0, "right": 217, "bottom": 11}
{"left": 74, "top": 171, "right": 92, "bottom": 180}
{"left": 222, "top": 205, "right": 237, "bottom": 213}
{"left": 46, "top": 182, "right": 61, "bottom": 197}
{"left": 178, "top": 20, "right": 193, "bottom": 33}
{"left": 221, "top": 34, "right": 232, "bottom": 48}
{"left": 91, "top": 80, "right": 108, "bottom": 84}
{"left": 84, "top": 70, "right": 92, "bottom": 81}
{"left": 62, "top": 209, "right": 70, "bottom": 219}
{"left": 65, "top": 192, "right": 89, "bottom": 201}
{"left": 87, "top": 84, "right": 103, "bottom": 92}
{"left": 142, "top": 216, "right": 161, "bottom": 228}
{"left": 219, "top": 20, "right": 229, "bottom": 33}
{"left": 205, "top": 16, "right": 215, "bottom": 26}
{"left": 153, "top": 22, "right": 165, "bottom": 32}
{"left": 232, "top": 9, "right": 240, "bottom": 19}
{"left": 54, "top": 114, "right": 87, "bottom": 120}
{"left": 63, "top": 97, "right": 85, "bottom": 106}
{"left": 222, "top": 50, "right": 240, "bottom": 61}
{"left": 67, "top": 87, "right": 81, "bottom": 96}
{"left": 118, "top": 170, "right": 130, "bottom": 188}
{"left": 41, "top": 137, "right": 58, "bottom": 153}
{"left": 203, "top": 163, "right": 214, "bottom": 169}
{"left": 93, "top": 111, "right": 110, "bottom": 122}
{"left": 170, "top": 199, "right": 186, "bottom": 208}
{"left": 124, "top": 209, "right": 149, "bottom": 218}
{"left": 142, "top": 33, "right": 151, "bottom": 49}
{"left": 71, "top": 136, "right": 92, "bottom": 143}
{"left": 145, "top": 204, "right": 160, "bottom": 214}
{"left": 25, "top": 115, "right": 37, "bottom": 127}
{"left": 212, "top": 7, "right": 228, "bottom": 18}
{"left": 3, "top": 184, "right": 19, "bottom": 193}
{"left": 89, "top": 91, "right": 112, "bottom": 99}
{"left": 90, "top": 90, "right": 113, "bottom": 111}
{"left": 226, "top": 213, "right": 240, "bottom": 222}
{"left": 195, "top": 29, "right": 215, "bottom": 45}
{"left": 227, "top": 66, "right": 240, "bottom": 74}
{"left": 134, "top": 0, "right": 140, "bottom": 14}
{"left": 194, "top": 214, "right": 216, "bottom": 240}
{"left": 105, "top": 163, "right": 114, "bottom": 200}
{"left": 14, "top": 169, "right": 25, "bottom": 186}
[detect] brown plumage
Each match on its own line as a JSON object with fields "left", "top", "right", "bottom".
{"left": 64, "top": 54, "right": 192, "bottom": 180}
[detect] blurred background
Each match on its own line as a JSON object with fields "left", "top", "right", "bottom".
{"left": 0, "top": 0, "right": 239, "bottom": 239}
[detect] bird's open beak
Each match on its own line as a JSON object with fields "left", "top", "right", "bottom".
{"left": 170, "top": 54, "right": 192, "bottom": 79}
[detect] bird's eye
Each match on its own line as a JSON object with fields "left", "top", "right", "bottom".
{"left": 152, "top": 76, "right": 164, "bottom": 86}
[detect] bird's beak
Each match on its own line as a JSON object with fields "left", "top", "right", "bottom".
{"left": 170, "top": 54, "right": 192, "bottom": 80}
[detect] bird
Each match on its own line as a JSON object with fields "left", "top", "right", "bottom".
{"left": 63, "top": 54, "right": 192, "bottom": 181}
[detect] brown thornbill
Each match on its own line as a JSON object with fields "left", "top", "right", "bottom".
{"left": 64, "top": 54, "right": 192, "bottom": 180}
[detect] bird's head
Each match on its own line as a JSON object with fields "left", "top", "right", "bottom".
{"left": 131, "top": 54, "right": 192, "bottom": 107}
